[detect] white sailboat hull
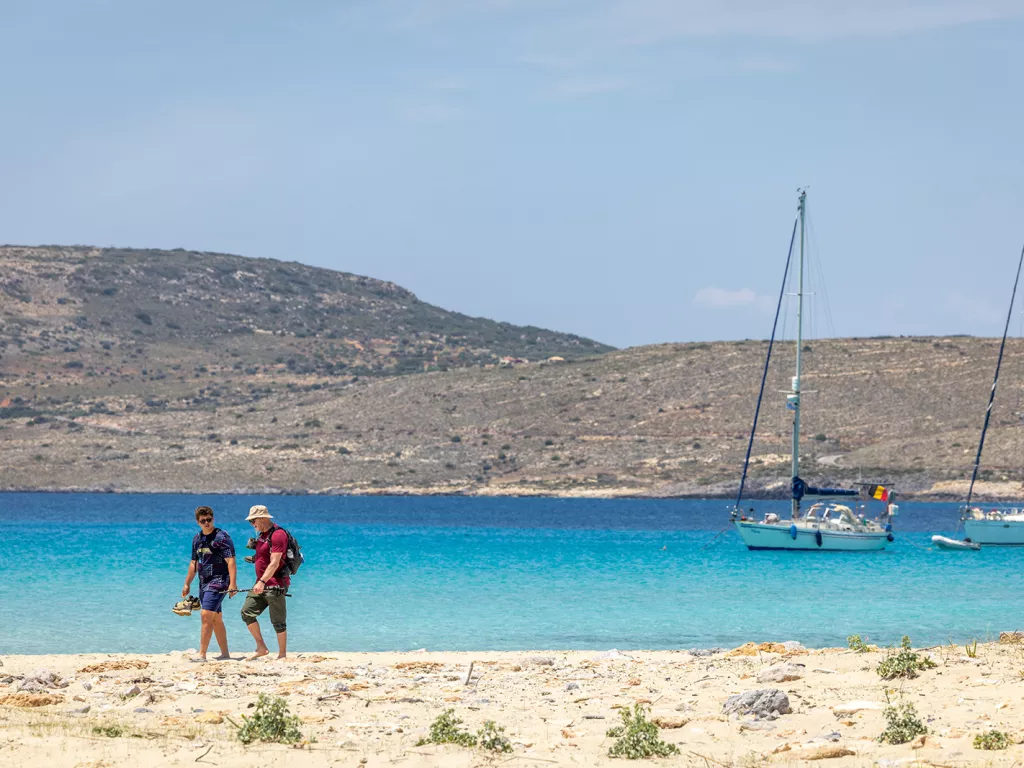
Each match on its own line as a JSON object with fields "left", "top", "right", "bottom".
{"left": 734, "top": 521, "right": 891, "bottom": 551}
{"left": 963, "top": 518, "right": 1024, "bottom": 545}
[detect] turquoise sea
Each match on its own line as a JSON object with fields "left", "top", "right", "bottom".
{"left": 1, "top": 493, "right": 1017, "bottom": 655}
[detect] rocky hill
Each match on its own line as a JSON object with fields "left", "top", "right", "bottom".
{"left": 3, "top": 316, "right": 1024, "bottom": 498}
{"left": 0, "top": 245, "right": 612, "bottom": 390}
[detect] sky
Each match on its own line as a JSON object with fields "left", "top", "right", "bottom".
{"left": 1, "top": 1, "right": 1022, "bottom": 349}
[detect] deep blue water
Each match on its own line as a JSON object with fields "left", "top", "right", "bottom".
{"left": 1, "top": 493, "right": 1017, "bottom": 654}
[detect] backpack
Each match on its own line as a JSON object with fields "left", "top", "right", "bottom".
{"left": 273, "top": 526, "right": 305, "bottom": 576}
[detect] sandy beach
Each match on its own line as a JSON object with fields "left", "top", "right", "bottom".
{"left": 3, "top": 640, "right": 1024, "bottom": 767}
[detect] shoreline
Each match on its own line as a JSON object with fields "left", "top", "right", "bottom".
{"left": 3, "top": 641, "right": 1024, "bottom": 766}
{"left": 0, "top": 485, "right": 1000, "bottom": 502}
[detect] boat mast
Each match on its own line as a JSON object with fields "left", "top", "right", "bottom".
{"left": 790, "top": 190, "right": 806, "bottom": 519}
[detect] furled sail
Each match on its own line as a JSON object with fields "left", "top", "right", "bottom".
{"left": 791, "top": 476, "right": 858, "bottom": 500}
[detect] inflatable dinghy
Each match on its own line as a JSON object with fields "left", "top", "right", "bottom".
{"left": 932, "top": 535, "right": 981, "bottom": 551}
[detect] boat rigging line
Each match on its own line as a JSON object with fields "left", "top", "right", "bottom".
{"left": 965, "top": 242, "right": 1024, "bottom": 509}
{"left": 733, "top": 212, "right": 800, "bottom": 511}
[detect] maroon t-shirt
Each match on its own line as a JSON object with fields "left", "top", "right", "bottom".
{"left": 254, "top": 526, "right": 290, "bottom": 588}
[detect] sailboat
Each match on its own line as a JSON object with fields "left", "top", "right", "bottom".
{"left": 958, "top": 244, "right": 1024, "bottom": 546}
{"left": 730, "top": 190, "right": 899, "bottom": 551}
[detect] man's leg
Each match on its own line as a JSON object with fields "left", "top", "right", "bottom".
{"left": 212, "top": 613, "right": 230, "bottom": 659}
{"left": 268, "top": 593, "right": 288, "bottom": 659}
{"left": 246, "top": 622, "right": 269, "bottom": 659}
{"left": 199, "top": 590, "right": 228, "bottom": 660}
{"left": 199, "top": 611, "right": 215, "bottom": 660}
{"left": 241, "top": 593, "right": 270, "bottom": 659}
{"left": 276, "top": 630, "right": 287, "bottom": 659}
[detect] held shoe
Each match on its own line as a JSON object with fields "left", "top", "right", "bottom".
{"left": 172, "top": 596, "right": 201, "bottom": 616}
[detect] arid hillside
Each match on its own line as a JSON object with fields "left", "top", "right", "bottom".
{"left": 3, "top": 329, "right": 1024, "bottom": 498}
{"left": 0, "top": 245, "right": 611, "bottom": 389}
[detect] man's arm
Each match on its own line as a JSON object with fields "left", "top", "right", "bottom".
{"left": 182, "top": 560, "right": 197, "bottom": 598}
{"left": 226, "top": 557, "right": 238, "bottom": 597}
{"left": 219, "top": 533, "right": 239, "bottom": 596}
{"left": 253, "top": 552, "right": 283, "bottom": 594}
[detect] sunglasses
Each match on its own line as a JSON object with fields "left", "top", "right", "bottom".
{"left": 198, "top": 517, "right": 213, "bottom": 524}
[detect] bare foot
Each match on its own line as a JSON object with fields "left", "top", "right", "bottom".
{"left": 275, "top": 654, "right": 288, "bottom": 660}
{"left": 214, "top": 654, "right": 232, "bottom": 661}
{"left": 246, "top": 648, "right": 269, "bottom": 661}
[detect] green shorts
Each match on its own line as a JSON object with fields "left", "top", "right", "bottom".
{"left": 240, "top": 591, "right": 287, "bottom": 633}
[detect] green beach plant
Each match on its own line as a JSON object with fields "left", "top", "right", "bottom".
{"left": 92, "top": 723, "right": 126, "bottom": 738}
{"left": 965, "top": 639, "right": 979, "bottom": 658}
{"left": 235, "top": 694, "right": 305, "bottom": 745}
{"left": 606, "top": 703, "right": 680, "bottom": 759}
{"left": 973, "top": 730, "right": 1010, "bottom": 750}
{"left": 847, "top": 634, "right": 871, "bottom": 653}
{"left": 417, "top": 709, "right": 477, "bottom": 747}
{"left": 877, "top": 636, "right": 937, "bottom": 680}
{"left": 878, "top": 701, "right": 927, "bottom": 745}
{"left": 476, "top": 720, "right": 513, "bottom": 753}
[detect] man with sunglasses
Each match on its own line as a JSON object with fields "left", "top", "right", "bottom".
{"left": 182, "top": 506, "right": 238, "bottom": 661}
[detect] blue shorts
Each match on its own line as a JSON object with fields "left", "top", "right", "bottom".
{"left": 199, "top": 588, "right": 227, "bottom": 613}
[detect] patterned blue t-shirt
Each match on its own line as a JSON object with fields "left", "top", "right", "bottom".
{"left": 191, "top": 529, "right": 236, "bottom": 591}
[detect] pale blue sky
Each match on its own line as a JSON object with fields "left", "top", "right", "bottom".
{"left": 2, "top": 1, "right": 1022, "bottom": 348}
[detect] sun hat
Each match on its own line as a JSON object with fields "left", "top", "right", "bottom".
{"left": 246, "top": 505, "right": 273, "bottom": 521}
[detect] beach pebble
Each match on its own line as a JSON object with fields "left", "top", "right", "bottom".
{"left": 331, "top": 682, "right": 350, "bottom": 692}
{"left": 757, "top": 663, "right": 804, "bottom": 684}
{"left": 592, "top": 649, "right": 625, "bottom": 661}
{"left": 831, "top": 701, "right": 882, "bottom": 716}
{"left": 722, "top": 689, "right": 792, "bottom": 717}
{"left": 564, "top": 682, "right": 580, "bottom": 691}
{"left": 782, "top": 641, "right": 805, "bottom": 653}
{"left": 522, "top": 656, "right": 555, "bottom": 667}
{"left": 195, "top": 711, "right": 224, "bottom": 724}
{"left": 82, "top": 682, "right": 92, "bottom": 691}
{"left": 797, "top": 746, "right": 854, "bottom": 760}
{"left": 18, "top": 668, "right": 66, "bottom": 692}
{"left": 134, "top": 707, "right": 153, "bottom": 713}
{"left": 122, "top": 685, "right": 142, "bottom": 698}
{"left": 69, "top": 705, "right": 91, "bottom": 714}
{"left": 688, "top": 648, "right": 726, "bottom": 657}
{"left": 739, "top": 721, "right": 776, "bottom": 732}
